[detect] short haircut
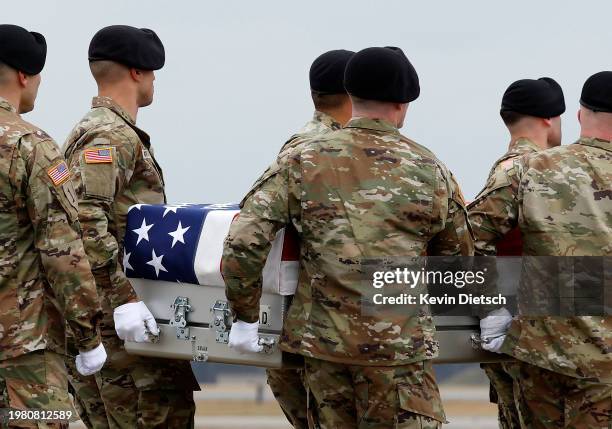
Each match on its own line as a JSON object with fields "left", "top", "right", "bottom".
{"left": 89, "top": 60, "right": 128, "bottom": 85}
{"left": 500, "top": 110, "right": 528, "bottom": 127}
{"left": 311, "top": 90, "right": 348, "bottom": 110}
{"left": 0, "top": 61, "right": 13, "bottom": 85}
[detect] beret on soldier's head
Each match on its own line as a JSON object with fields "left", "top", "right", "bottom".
{"left": 500, "top": 77, "right": 566, "bottom": 118}
{"left": 88, "top": 25, "right": 165, "bottom": 70}
{"left": 344, "top": 46, "right": 420, "bottom": 103}
{"left": 580, "top": 71, "right": 612, "bottom": 113}
{"left": 309, "top": 49, "right": 354, "bottom": 94}
{"left": 0, "top": 24, "right": 46, "bottom": 75}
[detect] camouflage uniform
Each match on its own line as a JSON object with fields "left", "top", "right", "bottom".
{"left": 264, "top": 111, "right": 342, "bottom": 429}
{"left": 469, "top": 137, "right": 612, "bottom": 428}
{"left": 223, "top": 117, "right": 473, "bottom": 427}
{"left": 471, "top": 137, "right": 540, "bottom": 429}
{"left": 62, "top": 97, "right": 199, "bottom": 429}
{"left": 0, "top": 97, "right": 102, "bottom": 428}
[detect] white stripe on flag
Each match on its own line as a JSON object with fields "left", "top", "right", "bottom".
{"left": 194, "top": 210, "right": 239, "bottom": 286}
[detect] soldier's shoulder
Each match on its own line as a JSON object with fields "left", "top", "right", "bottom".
{"left": 4, "top": 116, "right": 57, "bottom": 158}
{"left": 67, "top": 109, "right": 139, "bottom": 152}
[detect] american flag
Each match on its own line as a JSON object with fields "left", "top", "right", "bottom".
{"left": 84, "top": 147, "right": 113, "bottom": 163}
{"left": 47, "top": 161, "right": 70, "bottom": 185}
{"left": 123, "top": 203, "right": 299, "bottom": 294}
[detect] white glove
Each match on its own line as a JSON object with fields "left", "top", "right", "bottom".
{"left": 113, "top": 301, "right": 159, "bottom": 342}
{"left": 228, "top": 320, "right": 263, "bottom": 354}
{"left": 75, "top": 343, "right": 107, "bottom": 376}
{"left": 480, "top": 307, "right": 513, "bottom": 353}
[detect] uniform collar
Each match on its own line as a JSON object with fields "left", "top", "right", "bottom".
{"left": 576, "top": 136, "right": 612, "bottom": 152}
{"left": 91, "top": 96, "right": 136, "bottom": 125}
{"left": 508, "top": 137, "right": 541, "bottom": 153}
{"left": 345, "top": 117, "right": 400, "bottom": 135}
{"left": 0, "top": 97, "right": 17, "bottom": 114}
{"left": 312, "top": 110, "right": 343, "bottom": 131}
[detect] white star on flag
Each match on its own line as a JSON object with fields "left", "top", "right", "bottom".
{"left": 132, "top": 218, "right": 154, "bottom": 245}
{"left": 123, "top": 249, "right": 133, "bottom": 273}
{"left": 146, "top": 249, "right": 167, "bottom": 277}
{"left": 168, "top": 221, "right": 190, "bottom": 248}
{"left": 128, "top": 204, "right": 144, "bottom": 212}
{"left": 162, "top": 205, "right": 180, "bottom": 217}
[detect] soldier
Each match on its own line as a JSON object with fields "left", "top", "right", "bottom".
{"left": 0, "top": 24, "right": 105, "bottom": 429}
{"left": 471, "top": 77, "right": 565, "bottom": 429}
{"left": 469, "top": 72, "right": 612, "bottom": 428}
{"left": 257, "top": 48, "right": 353, "bottom": 429}
{"left": 62, "top": 26, "right": 199, "bottom": 428}
{"left": 223, "top": 47, "right": 473, "bottom": 428}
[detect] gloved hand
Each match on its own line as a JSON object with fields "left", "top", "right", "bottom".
{"left": 76, "top": 343, "right": 107, "bottom": 376}
{"left": 228, "top": 320, "right": 263, "bottom": 354}
{"left": 480, "top": 307, "right": 513, "bottom": 353}
{"left": 113, "top": 301, "right": 159, "bottom": 342}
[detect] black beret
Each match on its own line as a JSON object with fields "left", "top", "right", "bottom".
{"left": 309, "top": 49, "right": 354, "bottom": 94}
{"left": 344, "top": 46, "right": 419, "bottom": 103}
{"left": 501, "top": 77, "right": 565, "bottom": 118}
{"left": 89, "top": 25, "right": 165, "bottom": 70}
{"left": 580, "top": 71, "right": 612, "bottom": 113}
{"left": 0, "top": 24, "right": 46, "bottom": 75}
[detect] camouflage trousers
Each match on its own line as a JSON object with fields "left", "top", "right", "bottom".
{"left": 67, "top": 333, "right": 198, "bottom": 429}
{"left": 505, "top": 361, "right": 612, "bottom": 429}
{"left": 266, "top": 367, "right": 308, "bottom": 429}
{"left": 303, "top": 358, "right": 446, "bottom": 429}
{"left": 0, "top": 350, "right": 77, "bottom": 429}
{"left": 66, "top": 279, "right": 200, "bottom": 429}
{"left": 481, "top": 362, "right": 520, "bottom": 429}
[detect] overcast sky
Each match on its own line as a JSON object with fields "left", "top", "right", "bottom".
{"left": 5, "top": 0, "right": 611, "bottom": 202}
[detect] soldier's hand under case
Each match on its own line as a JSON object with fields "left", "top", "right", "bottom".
{"left": 479, "top": 307, "right": 513, "bottom": 353}
{"left": 113, "top": 301, "right": 160, "bottom": 342}
{"left": 228, "top": 320, "right": 264, "bottom": 353}
{"left": 76, "top": 343, "right": 108, "bottom": 376}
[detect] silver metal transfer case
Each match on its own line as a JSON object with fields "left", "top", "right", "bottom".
{"left": 125, "top": 278, "right": 507, "bottom": 367}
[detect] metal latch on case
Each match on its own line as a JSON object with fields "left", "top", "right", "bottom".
{"left": 169, "top": 296, "right": 192, "bottom": 340}
{"left": 211, "top": 300, "right": 231, "bottom": 344}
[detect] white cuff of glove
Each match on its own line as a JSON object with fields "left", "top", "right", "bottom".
{"left": 76, "top": 343, "right": 107, "bottom": 376}
{"left": 228, "top": 320, "right": 263, "bottom": 354}
{"left": 480, "top": 307, "right": 513, "bottom": 353}
{"left": 113, "top": 301, "right": 159, "bottom": 342}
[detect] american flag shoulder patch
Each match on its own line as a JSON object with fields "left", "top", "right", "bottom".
{"left": 84, "top": 147, "right": 113, "bottom": 164}
{"left": 47, "top": 161, "right": 70, "bottom": 186}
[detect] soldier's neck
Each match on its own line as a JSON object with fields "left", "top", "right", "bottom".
{"left": 97, "top": 89, "right": 138, "bottom": 123}
{"left": 0, "top": 88, "right": 22, "bottom": 113}
{"left": 509, "top": 131, "right": 549, "bottom": 150}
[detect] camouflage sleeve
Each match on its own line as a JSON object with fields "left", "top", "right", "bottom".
{"left": 427, "top": 169, "right": 474, "bottom": 256}
{"left": 70, "top": 131, "right": 138, "bottom": 308}
{"left": 21, "top": 136, "right": 102, "bottom": 352}
{"left": 222, "top": 162, "right": 293, "bottom": 323}
{"left": 467, "top": 163, "right": 521, "bottom": 256}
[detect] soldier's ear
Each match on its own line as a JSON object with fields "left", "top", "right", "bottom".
{"left": 129, "top": 68, "right": 143, "bottom": 83}
{"left": 577, "top": 109, "right": 582, "bottom": 125}
{"left": 17, "top": 71, "right": 28, "bottom": 88}
{"left": 542, "top": 118, "right": 552, "bottom": 127}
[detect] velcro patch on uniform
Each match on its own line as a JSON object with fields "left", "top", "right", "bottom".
{"left": 47, "top": 161, "right": 70, "bottom": 186}
{"left": 84, "top": 147, "right": 113, "bottom": 164}
{"left": 499, "top": 158, "right": 515, "bottom": 171}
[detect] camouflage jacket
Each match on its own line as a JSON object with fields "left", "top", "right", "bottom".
{"left": 243, "top": 110, "right": 342, "bottom": 203}
{"left": 223, "top": 117, "right": 473, "bottom": 366}
{"left": 468, "top": 137, "right": 612, "bottom": 382}
{"left": 62, "top": 97, "right": 166, "bottom": 310}
{"left": 471, "top": 138, "right": 540, "bottom": 256}
{"left": 0, "top": 98, "right": 102, "bottom": 360}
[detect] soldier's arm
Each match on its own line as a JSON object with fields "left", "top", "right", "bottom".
{"left": 222, "top": 163, "right": 293, "bottom": 322}
{"left": 467, "top": 165, "right": 521, "bottom": 256}
{"left": 21, "top": 136, "right": 102, "bottom": 351}
{"left": 427, "top": 169, "right": 474, "bottom": 256}
{"left": 70, "top": 131, "right": 139, "bottom": 308}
